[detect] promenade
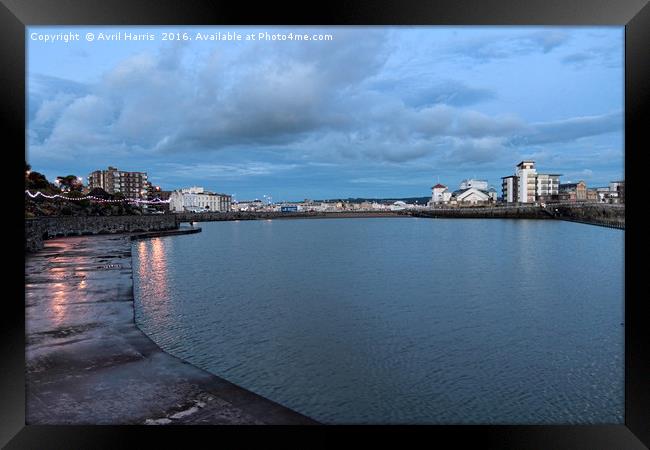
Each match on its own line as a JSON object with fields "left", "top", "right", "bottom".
{"left": 25, "top": 231, "right": 317, "bottom": 425}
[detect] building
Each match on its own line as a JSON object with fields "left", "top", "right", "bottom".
{"left": 169, "top": 186, "right": 232, "bottom": 212}
{"left": 516, "top": 160, "right": 537, "bottom": 203}
{"left": 501, "top": 176, "right": 518, "bottom": 203}
{"left": 586, "top": 181, "right": 624, "bottom": 204}
{"left": 390, "top": 201, "right": 407, "bottom": 211}
{"left": 609, "top": 180, "right": 625, "bottom": 203}
{"left": 586, "top": 188, "right": 600, "bottom": 202}
{"left": 501, "top": 161, "right": 561, "bottom": 203}
{"left": 87, "top": 166, "right": 148, "bottom": 199}
{"left": 535, "top": 173, "right": 561, "bottom": 203}
{"left": 559, "top": 181, "right": 587, "bottom": 202}
{"left": 590, "top": 186, "right": 613, "bottom": 203}
{"left": 145, "top": 181, "right": 172, "bottom": 212}
{"left": 429, "top": 183, "right": 452, "bottom": 206}
{"left": 459, "top": 179, "right": 489, "bottom": 190}
{"left": 231, "top": 199, "right": 264, "bottom": 212}
{"left": 451, "top": 186, "right": 497, "bottom": 205}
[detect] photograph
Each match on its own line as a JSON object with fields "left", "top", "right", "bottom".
{"left": 24, "top": 23, "right": 626, "bottom": 423}
{"left": 4, "top": 0, "right": 649, "bottom": 448}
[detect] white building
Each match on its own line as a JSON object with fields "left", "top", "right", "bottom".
{"left": 451, "top": 187, "right": 497, "bottom": 204}
{"left": 456, "top": 188, "right": 490, "bottom": 204}
{"left": 390, "top": 201, "right": 407, "bottom": 211}
{"left": 536, "top": 173, "right": 561, "bottom": 200}
{"left": 169, "top": 187, "right": 232, "bottom": 212}
{"left": 502, "top": 176, "right": 516, "bottom": 203}
{"left": 516, "top": 161, "right": 537, "bottom": 203}
{"left": 459, "top": 179, "right": 489, "bottom": 190}
{"left": 429, "top": 183, "right": 452, "bottom": 206}
{"left": 501, "top": 161, "right": 561, "bottom": 203}
{"left": 231, "top": 199, "right": 266, "bottom": 211}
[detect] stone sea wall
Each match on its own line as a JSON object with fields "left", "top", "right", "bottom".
{"left": 550, "top": 203, "right": 625, "bottom": 229}
{"left": 410, "top": 205, "right": 550, "bottom": 220}
{"left": 411, "top": 203, "right": 625, "bottom": 229}
{"left": 25, "top": 215, "right": 179, "bottom": 252}
{"left": 174, "top": 211, "right": 405, "bottom": 222}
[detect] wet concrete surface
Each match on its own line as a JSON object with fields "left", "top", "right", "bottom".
{"left": 25, "top": 234, "right": 318, "bottom": 425}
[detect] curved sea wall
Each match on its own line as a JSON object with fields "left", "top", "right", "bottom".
{"left": 25, "top": 215, "right": 179, "bottom": 252}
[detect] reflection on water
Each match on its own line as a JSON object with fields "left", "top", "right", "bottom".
{"left": 50, "top": 282, "right": 68, "bottom": 326}
{"left": 44, "top": 239, "right": 83, "bottom": 327}
{"left": 134, "top": 238, "right": 171, "bottom": 331}
{"left": 133, "top": 218, "right": 624, "bottom": 424}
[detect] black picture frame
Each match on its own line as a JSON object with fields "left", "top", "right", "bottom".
{"left": 4, "top": 0, "right": 648, "bottom": 448}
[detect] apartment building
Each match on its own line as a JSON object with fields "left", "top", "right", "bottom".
{"left": 501, "top": 161, "right": 561, "bottom": 203}
{"left": 559, "top": 181, "right": 587, "bottom": 202}
{"left": 87, "top": 166, "right": 148, "bottom": 199}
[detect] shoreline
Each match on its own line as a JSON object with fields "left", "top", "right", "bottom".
{"left": 174, "top": 206, "right": 624, "bottom": 229}
{"left": 25, "top": 229, "right": 318, "bottom": 425}
{"left": 25, "top": 203, "right": 625, "bottom": 254}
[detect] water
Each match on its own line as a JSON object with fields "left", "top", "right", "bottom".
{"left": 132, "top": 218, "right": 624, "bottom": 424}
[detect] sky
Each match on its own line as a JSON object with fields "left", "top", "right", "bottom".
{"left": 27, "top": 26, "right": 624, "bottom": 201}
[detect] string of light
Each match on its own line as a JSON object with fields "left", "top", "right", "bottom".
{"left": 25, "top": 190, "right": 170, "bottom": 204}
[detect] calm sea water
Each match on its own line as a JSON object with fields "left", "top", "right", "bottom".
{"left": 133, "top": 218, "right": 624, "bottom": 424}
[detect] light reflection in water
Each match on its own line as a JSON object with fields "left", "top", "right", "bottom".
{"left": 45, "top": 240, "right": 79, "bottom": 326}
{"left": 136, "top": 238, "right": 170, "bottom": 320}
{"left": 50, "top": 283, "right": 67, "bottom": 326}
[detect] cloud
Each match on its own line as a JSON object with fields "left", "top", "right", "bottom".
{"left": 445, "top": 30, "right": 570, "bottom": 63}
{"left": 560, "top": 43, "right": 623, "bottom": 69}
{"left": 561, "top": 52, "right": 595, "bottom": 66}
{"left": 349, "top": 176, "right": 432, "bottom": 186}
{"left": 154, "top": 161, "right": 299, "bottom": 180}
{"left": 526, "top": 30, "right": 570, "bottom": 53}
{"left": 508, "top": 112, "right": 622, "bottom": 146}
{"left": 562, "top": 169, "right": 595, "bottom": 183}
{"left": 30, "top": 31, "right": 523, "bottom": 166}
{"left": 370, "top": 79, "right": 496, "bottom": 107}
{"left": 27, "top": 27, "right": 623, "bottom": 194}
{"left": 28, "top": 74, "right": 89, "bottom": 125}
{"left": 441, "top": 136, "right": 512, "bottom": 166}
